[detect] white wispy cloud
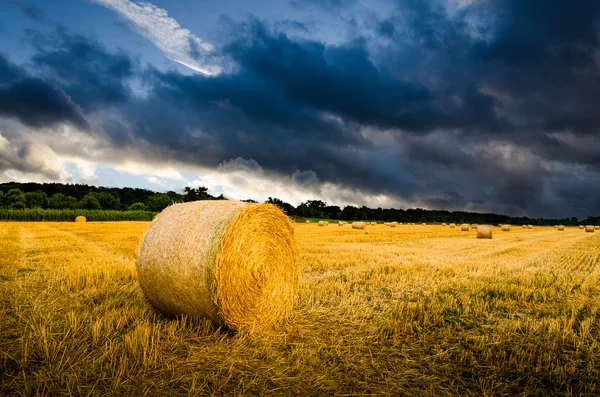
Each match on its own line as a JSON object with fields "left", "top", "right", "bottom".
{"left": 91, "top": 0, "right": 221, "bottom": 75}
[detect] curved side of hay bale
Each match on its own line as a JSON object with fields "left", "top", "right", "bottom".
{"left": 477, "top": 225, "right": 492, "bottom": 239}
{"left": 522, "top": 225, "right": 527, "bottom": 228}
{"left": 586, "top": 225, "right": 594, "bottom": 233}
{"left": 136, "top": 201, "right": 298, "bottom": 333}
{"left": 318, "top": 221, "right": 326, "bottom": 226}
{"left": 461, "top": 224, "right": 469, "bottom": 231}
{"left": 305, "top": 220, "right": 310, "bottom": 223}
{"left": 502, "top": 225, "right": 511, "bottom": 232}
{"left": 579, "top": 225, "right": 584, "bottom": 229}
{"left": 558, "top": 225, "right": 564, "bottom": 231}
{"left": 449, "top": 223, "right": 456, "bottom": 228}
{"left": 75, "top": 215, "right": 87, "bottom": 223}
{"left": 352, "top": 222, "right": 366, "bottom": 230}
{"left": 527, "top": 225, "right": 533, "bottom": 229}
{"left": 442, "top": 223, "right": 446, "bottom": 226}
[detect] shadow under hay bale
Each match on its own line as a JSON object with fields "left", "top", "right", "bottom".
{"left": 477, "top": 225, "right": 492, "bottom": 239}
{"left": 136, "top": 200, "right": 299, "bottom": 333}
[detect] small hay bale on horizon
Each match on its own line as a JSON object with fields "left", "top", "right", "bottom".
{"left": 461, "top": 224, "right": 469, "bottom": 231}
{"left": 318, "top": 221, "right": 327, "bottom": 226}
{"left": 586, "top": 225, "right": 594, "bottom": 233}
{"left": 471, "top": 224, "right": 478, "bottom": 228}
{"left": 595, "top": 226, "right": 600, "bottom": 230}
{"left": 477, "top": 225, "right": 492, "bottom": 239}
{"left": 305, "top": 220, "right": 310, "bottom": 223}
{"left": 502, "top": 225, "right": 511, "bottom": 232}
{"left": 449, "top": 223, "right": 456, "bottom": 228}
{"left": 75, "top": 215, "right": 87, "bottom": 223}
{"left": 522, "top": 225, "right": 527, "bottom": 228}
{"left": 352, "top": 222, "right": 366, "bottom": 230}
{"left": 558, "top": 225, "right": 565, "bottom": 231}
{"left": 579, "top": 225, "right": 584, "bottom": 229}
{"left": 136, "top": 200, "right": 298, "bottom": 333}
{"left": 442, "top": 223, "right": 446, "bottom": 226}
{"left": 527, "top": 225, "right": 533, "bottom": 229}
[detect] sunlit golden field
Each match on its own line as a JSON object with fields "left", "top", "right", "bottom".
{"left": 1, "top": 222, "right": 599, "bottom": 396}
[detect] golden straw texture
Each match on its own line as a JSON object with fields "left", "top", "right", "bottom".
{"left": 449, "top": 223, "right": 456, "bottom": 228}
{"left": 136, "top": 201, "right": 298, "bottom": 333}
{"left": 75, "top": 216, "right": 86, "bottom": 223}
{"left": 461, "top": 224, "right": 470, "bottom": 232}
{"left": 477, "top": 225, "right": 492, "bottom": 239}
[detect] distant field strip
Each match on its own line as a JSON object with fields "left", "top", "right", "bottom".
{"left": 1, "top": 223, "right": 599, "bottom": 395}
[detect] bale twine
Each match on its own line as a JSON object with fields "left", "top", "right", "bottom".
{"left": 502, "top": 225, "right": 511, "bottom": 232}
{"left": 449, "top": 223, "right": 456, "bottom": 228}
{"left": 558, "top": 225, "right": 564, "bottom": 231}
{"left": 461, "top": 224, "right": 470, "bottom": 231}
{"left": 477, "top": 225, "right": 492, "bottom": 239}
{"left": 352, "top": 222, "right": 366, "bottom": 230}
{"left": 527, "top": 225, "right": 533, "bottom": 229}
{"left": 75, "top": 215, "right": 87, "bottom": 223}
{"left": 318, "top": 221, "right": 327, "bottom": 227}
{"left": 136, "top": 201, "right": 298, "bottom": 333}
{"left": 586, "top": 225, "right": 594, "bottom": 233}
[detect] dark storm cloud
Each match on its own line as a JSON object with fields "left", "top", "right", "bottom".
{"left": 31, "top": 31, "right": 136, "bottom": 111}
{"left": 0, "top": 54, "right": 88, "bottom": 129}
{"left": 4, "top": 0, "right": 46, "bottom": 22}
{"left": 3, "top": 1, "right": 600, "bottom": 217}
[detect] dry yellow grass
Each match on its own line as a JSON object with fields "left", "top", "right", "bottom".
{"left": 1, "top": 222, "right": 600, "bottom": 395}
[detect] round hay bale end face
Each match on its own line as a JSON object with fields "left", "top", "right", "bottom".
{"left": 461, "top": 224, "right": 470, "bottom": 231}
{"left": 502, "top": 225, "right": 511, "bottom": 232}
{"left": 477, "top": 225, "right": 492, "bottom": 239}
{"left": 558, "top": 225, "right": 565, "bottom": 231}
{"left": 586, "top": 225, "right": 594, "bottom": 233}
{"left": 352, "top": 222, "right": 366, "bottom": 230}
{"left": 449, "top": 223, "right": 456, "bottom": 228}
{"left": 75, "top": 215, "right": 87, "bottom": 223}
{"left": 136, "top": 201, "right": 298, "bottom": 333}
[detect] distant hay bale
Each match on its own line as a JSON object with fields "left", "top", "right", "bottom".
{"left": 579, "top": 225, "right": 584, "bottom": 229}
{"left": 527, "top": 225, "right": 533, "bottom": 229}
{"left": 522, "top": 225, "right": 527, "bottom": 228}
{"left": 558, "top": 225, "right": 564, "bottom": 231}
{"left": 461, "top": 224, "right": 469, "bottom": 231}
{"left": 596, "top": 226, "right": 599, "bottom": 230}
{"left": 502, "top": 225, "right": 511, "bottom": 232}
{"left": 338, "top": 222, "right": 346, "bottom": 226}
{"left": 449, "top": 223, "right": 456, "bottom": 228}
{"left": 477, "top": 225, "right": 492, "bottom": 239}
{"left": 390, "top": 222, "right": 398, "bottom": 228}
{"left": 136, "top": 200, "right": 298, "bottom": 333}
{"left": 471, "top": 224, "right": 478, "bottom": 228}
{"left": 318, "top": 221, "right": 327, "bottom": 226}
{"left": 554, "top": 225, "right": 558, "bottom": 228}
{"left": 422, "top": 223, "right": 426, "bottom": 226}
{"left": 352, "top": 222, "right": 367, "bottom": 230}
{"left": 305, "top": 220, "right": 310, "bottom": 223}
{"left": 75, "top": 215, "right": 87, "bottom": 223}
{"left": 371, "top": 222, "right": 377, "bottom": 226}
{"left": 586, "top": 225, "right": 594, "bottom": 233}
{"left": 442, "top": 223, "right": 446, "bottom": 226}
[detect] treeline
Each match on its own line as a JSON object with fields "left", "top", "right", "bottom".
{"left": 0, "top": 183, "right": 221, "bottom": 212}
{"left": 0, "top": 182, "right": 593, "bottom": 226}
{"left": 0, "top": 209, "right": 154, "bottom": 222}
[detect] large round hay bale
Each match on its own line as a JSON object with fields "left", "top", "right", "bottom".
{"left": 586, "top": 225, "right": 594, "bottom": 233}
{"left": 449, "top": 223, "right": 456, "bottom": 228}
{"left": 558, "top": 225, "right": 564, "bottom": 231}
{"left": 75, "top": 215, "right": 87, "bottom": 223}
{"left": 477, "top": 225, "right": 492, "bottom": 239}
{"left": 318, "top": 221, "right": 327, "bottom": 226}
{"left": 136, "top": 201, "right": 298, "bottom": 333}
{"left": 352, "top": 222, "right": 366, "bottom": 230}
{"left": 502, "top": 225, "right": 511, "bottom": 232}
{"left": 461, "top": 224, "right": 469, "bottom": 231}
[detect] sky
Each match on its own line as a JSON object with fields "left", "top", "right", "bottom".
{"left": 1, "top": 0, "right": 600, "bottom": 218}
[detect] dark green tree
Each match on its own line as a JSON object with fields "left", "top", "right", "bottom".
{"left": 79, "top": 193, "right": 101, "bottom": 210}
{"left": 184, "top": 186, "right": 214, "bottom": 202}
{"left": 48, "top": 193, "right": 78, "bottom": 209}
{"left": 127, "top": 202, "right": 147, "bottom": 211}
{"left": 97, "top": 192, "right": 120, "bottom": 210}
{"left": 147, "top": 194, "right": 171, "bottom": 212}
{"left": 25, "top": 190, "right": 49, "bottom": 209}
{"left": 6, "top": 189, "right": 26, "bottom": 209}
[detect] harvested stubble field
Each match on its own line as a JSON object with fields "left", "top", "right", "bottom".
{"left": 1, "top": 222, "right": 599, "bottom": 396}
